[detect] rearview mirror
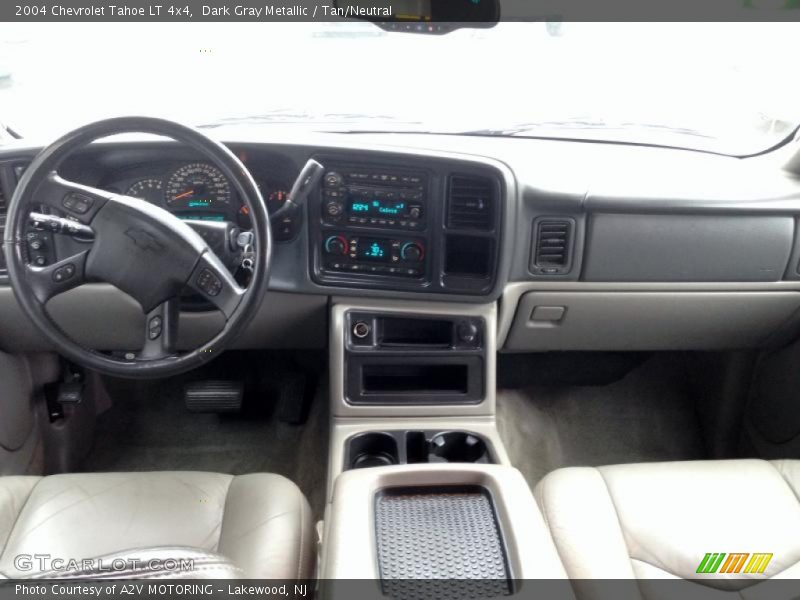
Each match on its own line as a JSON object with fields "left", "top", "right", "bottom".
{"left": 332, "top": 0, "right": 500, "bottom": 34}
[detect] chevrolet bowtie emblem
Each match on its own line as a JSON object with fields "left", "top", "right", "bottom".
{"left": 124, "top": 228, "right": 165, "bottom": 253}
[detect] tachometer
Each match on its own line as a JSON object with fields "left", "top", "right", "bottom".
{"left": 165, "top": 163, "right": 232, "bottom": 209}
{"left": 126, "top": 178, "right": 164, "bottom": 205}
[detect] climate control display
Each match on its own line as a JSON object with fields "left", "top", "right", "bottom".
{"left": 322, "top": 234, "right": 425, "bottom": 278}
{"left": 358, "top": 238, "right": 391, "bottom": 261}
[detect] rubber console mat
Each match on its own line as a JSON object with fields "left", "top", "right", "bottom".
{"left": 375, "top": 486, "right": 511, "bottom": 599}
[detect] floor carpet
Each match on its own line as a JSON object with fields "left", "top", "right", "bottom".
{"left": 496, "top": 354, "right": 708, "bottom": 490}
{"left": 81, "top": 361, "right": 329, "bottom": 519}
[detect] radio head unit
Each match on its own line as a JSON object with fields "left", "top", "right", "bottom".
{"left": 321, "top": 167, "right": 426, "bottom": 231}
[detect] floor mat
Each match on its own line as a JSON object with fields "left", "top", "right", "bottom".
{"left": 496, "top": 354, "right": 707, "bottom": 490}
{"left": 81, "top": 365, "right": 329, "bottom": 519}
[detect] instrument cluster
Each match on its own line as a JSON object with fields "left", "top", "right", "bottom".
{"left": 112, "top": 161, "right": 289, "bottom": 228}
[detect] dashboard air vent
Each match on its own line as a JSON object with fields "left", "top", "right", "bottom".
{"left": 447, "top": 175, "right": 495, "bottom": 231}
{"left": 533, "top": 219, "right": 573, "bottom": 274}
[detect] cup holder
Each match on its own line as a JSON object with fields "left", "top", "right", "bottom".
{"left": 344, "top": 430, "right": 493, "bottom": 471}
{"left": 348, "top": 432, "right": 399, "bottom": 469}
{"left": 429, "top": 431, "right": 489, "bottom": 463}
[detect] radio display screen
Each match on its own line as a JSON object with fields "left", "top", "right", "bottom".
{"left": 358, "top": 238, "right": 391, "bottom": 262}
{"left": 349, "top": 197, "right": 407, "bottom": 217}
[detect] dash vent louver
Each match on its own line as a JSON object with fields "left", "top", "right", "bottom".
{"left": 0, "top": 184, "right": 6, "bottom": 273}
{"left": 533, "top": 219, "right": 573, "bottom": 274}
{"left": 447, "top": 175, "right": 495, "bottom": 231}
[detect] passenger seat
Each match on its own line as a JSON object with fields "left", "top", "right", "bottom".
{"left": 535, "top": 459, "right": 800, "bottom": 584}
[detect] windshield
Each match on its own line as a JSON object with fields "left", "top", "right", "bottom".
{"left": 1, "top": 22, "right": 798, "bottom": 155}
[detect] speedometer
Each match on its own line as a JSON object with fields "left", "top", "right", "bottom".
{"left": 165, "top": 163, "right": 232, "bottom": 209}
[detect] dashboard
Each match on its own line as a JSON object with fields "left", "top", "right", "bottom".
{"left": 2, "top": 130, "right": 800, "bottom": 355}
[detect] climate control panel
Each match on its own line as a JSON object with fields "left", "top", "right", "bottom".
{"left": 322, "top": 234, "right": 426, "bottom": 278}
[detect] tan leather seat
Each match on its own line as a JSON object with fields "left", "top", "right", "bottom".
{"left": 0, "top": 472, "right": 314, "bottom": 579}
{"left": 535, "top": 459, "right": 800, "bottom": 589}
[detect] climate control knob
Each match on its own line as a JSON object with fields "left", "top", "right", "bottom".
{"left": 324, "top": 235, "right": 348, "bottom": 256}
{"left": 400, "top": 242, "right": 424, "bottom": 262}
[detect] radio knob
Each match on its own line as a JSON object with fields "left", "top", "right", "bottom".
{"left": 400, "top": 242, "right": 424, "bottom": 262}
{"left": 324, "top": 235, "right": 348, "bottom": 256}
{"left": 409, "top": 206, "right": 422, "bottom": 219}
{"left": 324, "top": 172, "right": 343, "bottom": 188}
{"left": 325, "top": 201, "right": 344, "bottom": 217}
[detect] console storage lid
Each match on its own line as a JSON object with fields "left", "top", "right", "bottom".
{"left": 319, "top": 463, "right": 568, "bottom": 581}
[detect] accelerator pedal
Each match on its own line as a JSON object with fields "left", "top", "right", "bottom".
{"left": 184, "top": 380, "right": 243, "bottom": 413}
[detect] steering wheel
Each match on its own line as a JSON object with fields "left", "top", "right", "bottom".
{"left": 2, "top": 117, "right": 271, "bottom": 378}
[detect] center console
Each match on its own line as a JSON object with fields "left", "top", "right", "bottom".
{"left": 321, "top": 297, "right": 568, "bottom": 589}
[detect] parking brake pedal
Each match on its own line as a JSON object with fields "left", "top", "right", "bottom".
{"left": 184, "top": 381, "right": 243, "bottom": 413}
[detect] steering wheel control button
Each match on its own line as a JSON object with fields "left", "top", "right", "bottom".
{"left": 62, "top": 193, "right": 94, "bottom": 214}
{"left": 196, "top": 268, "right": 222, "bottom": 297}
{"left": 51, "top": 263, "right": 75, "bottom": 283}
{"left": 148, "top": 316, "right": 163, "bottom": 340}
{"left": 29, "top": 212, "right": 94, "bottom": 237}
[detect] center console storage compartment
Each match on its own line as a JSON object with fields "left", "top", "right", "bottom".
{"left": 378, "top": 316, "right": 454, "bottom": 347}
{"left": 345, "top": 430, "right": 494, "bottom": 470}
{"left": 350, "top": 357, "right": 481, "bottom": 403}
{"left": 344, "top": 311, "right": 486, "bottom": 405}
{"left": 320, "top": 464, "right": 569, "bottom": 581}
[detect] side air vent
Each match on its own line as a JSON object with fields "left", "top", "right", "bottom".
{"left": 0, "top": 183, "right": 6, "bottom": 274}
{"left": 0, "top": 162, "right": 28, "bottom": 275}
{"left": 447, "top": 175, "right": 495, "bottom": 231}
{"left": 531, "top": 218, "right": 574, "bottom": 275}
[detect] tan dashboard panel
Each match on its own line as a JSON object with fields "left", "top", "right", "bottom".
{"left": 504, "top": 291, "right": 800, "bottom": 351}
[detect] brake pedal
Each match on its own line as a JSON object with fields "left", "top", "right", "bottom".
{"left": 184, "top": 380, "right": 243, "bottom": 413}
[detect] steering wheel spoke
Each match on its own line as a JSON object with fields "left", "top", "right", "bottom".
{"left": 187, "top": 251, "right": 246, "bottom": 320}
{"left": 37, "top": 172, "right": 115, "bottom": 224}
{"left": 25, "top": 250, "right": 89, "bottom": 304}
{"left": 139, "top": 297, "right": 179, "bottom": 361}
